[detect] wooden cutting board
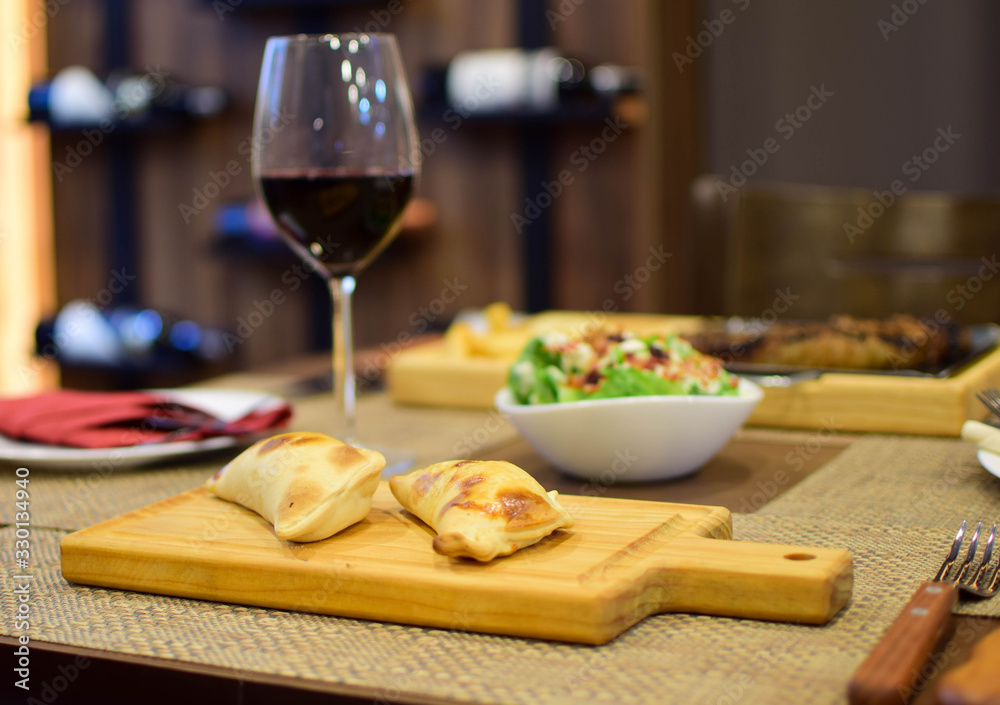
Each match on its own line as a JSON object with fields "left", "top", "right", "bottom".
{"left": 387, "top": 311, "right": 1000, "bottom": 435}
{"left": 60, "top": 483, "right": 853, "bottom": 645}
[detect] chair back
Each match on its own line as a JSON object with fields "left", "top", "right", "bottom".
{"left": 690, "top": 175, "right": 1000, "bottom": 323}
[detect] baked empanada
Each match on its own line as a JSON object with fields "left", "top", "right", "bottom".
{"left": 389, "top": 459, "right": 573, "bottom": 561}
{"left": 206, "top": 432, "right": 384, "bottom": 542}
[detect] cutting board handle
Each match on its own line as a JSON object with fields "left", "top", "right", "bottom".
{"left": 637, "top": 536, "right": 853, "bottom": 625}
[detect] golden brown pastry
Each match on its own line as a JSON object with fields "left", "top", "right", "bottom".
{"left": 687, "top": 314, "right": 968, "bottom": 371}
{"left": 389, "top": 459, "right": 573, "bottom": 561}
{"left": 206, "top": 432, "right": 384, "bottom": 542}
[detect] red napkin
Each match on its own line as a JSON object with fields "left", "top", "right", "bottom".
{"left": 0, "top": 390, "right": 292, "bottom": 449}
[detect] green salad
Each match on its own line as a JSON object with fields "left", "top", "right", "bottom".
{"left": 507, "top": 329, "right": 739, "bottom": 405}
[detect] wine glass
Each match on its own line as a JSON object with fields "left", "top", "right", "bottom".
{"left": 251, "top": 33, "right": 420, "bottom": 467}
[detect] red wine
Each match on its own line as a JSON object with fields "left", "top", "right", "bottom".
{"left": 259, "top": 169, "right": 414, "bottom": 277}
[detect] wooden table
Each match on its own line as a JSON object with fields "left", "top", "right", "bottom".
{"left": 2, "top": 355, "right": 999, "bottom": 705}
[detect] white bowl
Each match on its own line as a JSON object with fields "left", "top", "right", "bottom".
{"left": 494, "top": 379, "right": 763, "bottom": 483}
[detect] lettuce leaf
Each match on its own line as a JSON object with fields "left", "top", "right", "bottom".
{"left": 585, "top": 367, "right": 689, "bottom": 399}
{"left": 506, "top": 333, "right": 739, "bottom": 405}
{"left": 507, "top": 336, "right": 562, "bottom": 404}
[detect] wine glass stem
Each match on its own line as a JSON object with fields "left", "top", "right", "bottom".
{"left": 330, "top": 275, "right": 357, "bottom": 445}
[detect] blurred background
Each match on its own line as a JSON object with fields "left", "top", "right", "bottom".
{"left": 2, "top": 0, "right": 1000, "bottom": 395}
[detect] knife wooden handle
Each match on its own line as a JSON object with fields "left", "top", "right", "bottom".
{"left": 936, "top": 625, "right": 1000, "bottom": 705}
{"left": 848, "top": 581, "right": 958, "bottom": 705}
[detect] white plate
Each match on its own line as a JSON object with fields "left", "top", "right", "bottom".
{"left": 0, "top": 389, "right": 287, "bottom": 471}
{"left": 978, "top": 449, "right": 1000, "bottom": 480}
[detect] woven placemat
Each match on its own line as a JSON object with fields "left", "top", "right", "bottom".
{"left": 736, "top": 514, "right": 1000, "bottom": 618}
{"left": 759, "top": 434, "right": 1000, "bottom": 530}
{"left": 748, "top": 433, "right": 1000, "bottom": 619}
{"left": 6, "top": 508, "right": 996, "bottom": 705}
{"left": 2, "top": 392, "right": 1000, "bottom": 703}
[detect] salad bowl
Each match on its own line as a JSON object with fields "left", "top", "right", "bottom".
{"left": 494, "top": 378, "right": 763, "bottom": 482}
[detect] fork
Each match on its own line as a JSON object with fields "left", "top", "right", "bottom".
{"left": 976, "top": 388, "right": 1000, "bottom": 422}
{"left": 848, "top": 521, "right": 1000, "bottom": 705}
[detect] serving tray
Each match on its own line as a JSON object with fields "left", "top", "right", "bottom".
{"left": 60, "top": 483, "right": 852, "bottom": 645}
{"left": 699, "top": 319, "right": 1000, "bottom": 379}
{"left": 387, "top": 311, "right": 1000, "bottom": 435}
